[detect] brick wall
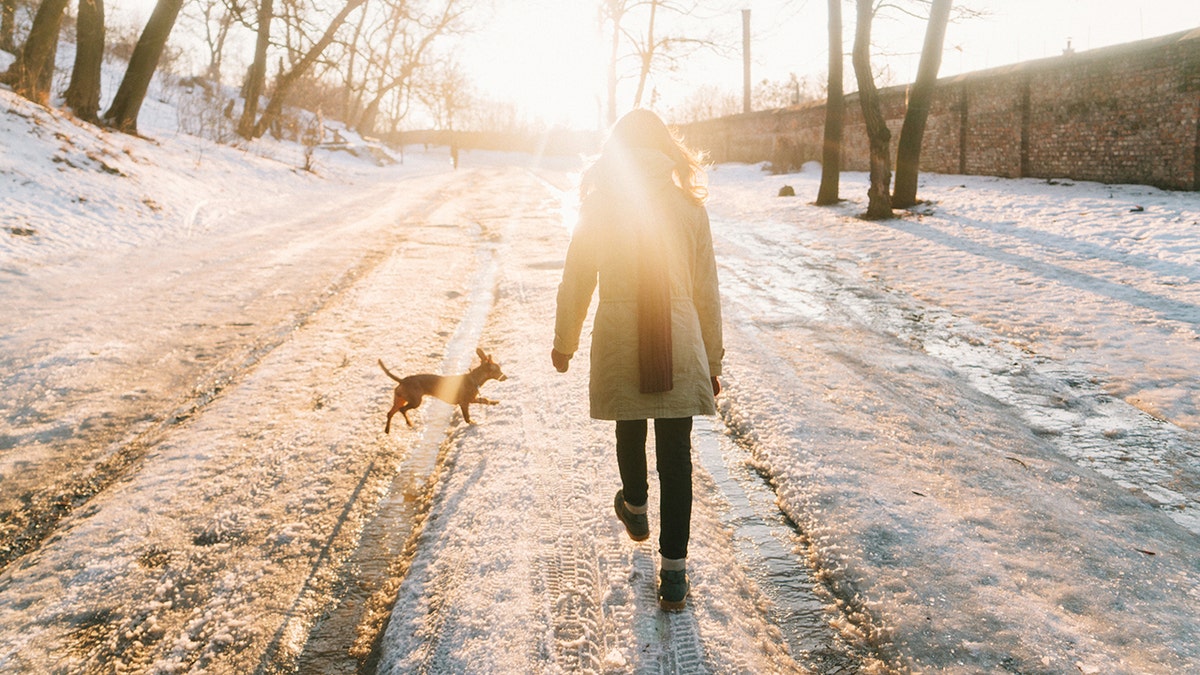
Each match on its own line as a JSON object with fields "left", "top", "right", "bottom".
{"left": 681, "top": 28, "right": 1200, "bottom": 191}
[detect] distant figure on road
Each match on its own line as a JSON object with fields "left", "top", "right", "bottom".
{"left": 552, "top": 109, "right": 724, "bottom": 612}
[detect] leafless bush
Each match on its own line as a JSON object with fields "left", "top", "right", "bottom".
{"left": 175, "top": 78, "right": 236, "bottom": 144}
{"left": 301, "top": 110, "right": 324, "bottom": 172}
{"left": 105, "top": 20, "right": 141, "bottom": 63}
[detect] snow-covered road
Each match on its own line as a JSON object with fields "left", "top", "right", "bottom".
{"left": 0, "top": 153, "right": 487, "bottom": 670}
{"left": 1, "top": 133, "right": 1197, "bottom": 673}
{"left": 0, "top": 162, "right": 459, "bottom": 566}
{"left": 0, "top": 158, "right": 859, "bottom": 673}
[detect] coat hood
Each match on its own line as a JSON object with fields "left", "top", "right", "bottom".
{"left": 588, "top": 148, "right": 677, "bottom": 200}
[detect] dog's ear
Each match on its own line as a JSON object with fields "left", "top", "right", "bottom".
{"left": 476, "top": 347, "right": 487, "bottom": 361}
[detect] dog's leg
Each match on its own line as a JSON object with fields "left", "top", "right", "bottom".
{"left": 385, "top": 393, "right": 407, "bottom": 434}
{"left": 459, "top": 402, "right": 473, "bottom": 424}
{"left": 400, "top": 393, "right": 423, "bottom": 427}
{"left": 474, "top": 396, "right": 498, "bottom": 405}
{"left": 393, "top": 388, "right": 423, "bottom": 427}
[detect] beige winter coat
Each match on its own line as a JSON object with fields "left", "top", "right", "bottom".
{"left": 554, "top": 151, "right": 723, "bottom": 421}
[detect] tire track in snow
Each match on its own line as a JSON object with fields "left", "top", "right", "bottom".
{"left": 0, "top": 175, "right": 458, "bottom": 574}
{"left": 0, "top": 168, "right": 484, "bottom": 673}
{"left": 296, "top": 190, "right": 504, "bottom": 673}
{"left": 708, "top": 207, "right": 1200, "bottom": 672}
{"left": 694, "top": 418, "right": 866, "bottom": 673}
{"left": 714, "top": 209, "right": 1200, "bottom": 534}
{"left": 369, "top": 168, "right": 812, "bottom": 673}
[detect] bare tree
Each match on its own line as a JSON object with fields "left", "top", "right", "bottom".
{"left": 600, "top": 0, "right": 628, "bottom": 125}
{"left": 600, "top": 0, "right": 724, "bottom": 124}
{"left": 104, "top": 0, "right": 185, "bottom": 133}
{"left": 417, "top": 58, "right": 471, "bottom": 132}
{"left": 353, "top": 0, "right": 466, "bottom": 137}
{"left": 350, "top": 0, "right": 412, "bottom": 135}
{"left": 465, "top": 98, "right": 522, "bottom": 134}
{"left": 338, "top": 4, "right": 371, "bottom": 123}
{"left": 625, "top": 0, "right": 720, "bottom": 111}
{"left": 892, "top": 0, "right": 952, "bottom": 208}
{"left": 753, "top": 73, "right": 817, "bottom": 110}
{"left": 671, "top": 83, "right": 740, "bottom": 123}
{"left": 250, "top": 0, "right": 368, "bottom": 138}
{"left": 237, "top": 0, "right": 273, "bottom": 138}
{"left": 343, "top": 1, "right": 406, "bottom": 130}
{"left": 0, "top": 0, "right": 69, "bottom": 104}
{"left": 628, "top": 0, "right": 659, "bottom": 110}
{"left": 64, "top": 0, "right": 104, "bottom": 121}
{"left": 183, "top": 0, "right": 236, "bottom": 83}
{"left": 851, "top": 0, "right": 892, "bottom": 219}
{"left": 1, "top": 0, "right": 22, "bottom": 52}
{"left": 815, "top": 0, "right": 844, "bottom": 206}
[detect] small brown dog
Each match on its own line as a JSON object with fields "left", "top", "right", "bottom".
{"left": 379, "top": 348, "right": 507, "bottom": 432}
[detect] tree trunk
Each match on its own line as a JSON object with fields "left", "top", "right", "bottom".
{"left": 341, "top": 6, "right": 368, "bottom": 124}
{"left": 237, "top": 0, "right": 272, "bottom": 139}
{"left": 852, "top": 0, "right": 892, "bottom": 220}
{"left": 1, "top": 0, "right": 70, "bottom": 105}
{"left": 892, "top": 0, "right": 952, "bottom": 208}
{"left": 1, "top": 0, "right": 18, "bottom": 53}
{"left": 631, "top": 0, "right": 657, "bottom": 110}
{"left": 103, "top": 0, "right": 183, "bottom": 133}
{"left": 358, "top": 95, "right": 383, "bottom": 137}
{"left": 605, "top": 0, "right": 621, "bottom": 126}
{"left": 206, "top": 8, "right": 232, "bottom": 83}
{"left": 815, "top": 0, "right": 844, "bottom": 206}
{"left": 65, "top": 0, "right": 105, "bottom": 122}
{"left": 251, "top": 0, "right": 366, "bottom": 139}
{"left": 352, "top": 64, "right": 412, "bottom": 137}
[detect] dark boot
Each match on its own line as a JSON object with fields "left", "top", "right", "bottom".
{"left": 658, "top": 557, "right": 688, "bottom": 611}
{"left": 614, "top": 490, "right": 649, "bottom": 542}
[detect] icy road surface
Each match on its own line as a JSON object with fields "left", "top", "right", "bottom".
{"left": 1, "top": 150, "right": 1198, "bottom": 674}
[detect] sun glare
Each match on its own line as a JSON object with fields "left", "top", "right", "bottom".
{"left": 462, "top": 0, "right": 1199, "bottom": 131}
{"left": 463, "top": 1, "right": 606, "bottom": 131}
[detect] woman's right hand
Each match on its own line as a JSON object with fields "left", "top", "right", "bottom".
{"left": 551, "top": 349, "right": 572, "bottom": 373}
{"left": 711, "top": 376, "right": 721, "bottom": 397}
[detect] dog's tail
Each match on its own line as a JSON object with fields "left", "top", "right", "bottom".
{"left": 378, "top": 359, "right": 404, "bottom": 383}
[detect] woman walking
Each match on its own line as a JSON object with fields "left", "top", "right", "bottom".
{"left": 551, "top": 109, "right": 723, "bottom": 611}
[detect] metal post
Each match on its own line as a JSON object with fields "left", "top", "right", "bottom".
{"left": 742, "top": 9, "right": 751, "bottom": 113}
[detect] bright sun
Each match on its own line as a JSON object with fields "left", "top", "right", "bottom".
{"left": 461, "top": 1, "right": 606, "bottom": 131}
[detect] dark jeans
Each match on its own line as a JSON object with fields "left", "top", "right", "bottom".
{"left": 615, "top": 417, "right": 693, "bottom": 560}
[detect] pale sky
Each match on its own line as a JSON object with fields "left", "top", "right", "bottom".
{"left": 106, "top": 0, "right": 1200, "bottom": 131}
{"left": 464, "top": 0, "right": 1200, "bottom": 130}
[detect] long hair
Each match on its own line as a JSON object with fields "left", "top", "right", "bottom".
{"left": 578, "top": 109, "right": 708, "bottom": 394}
{"left": 581, "top": 109, "right": 708, "bottom": 206}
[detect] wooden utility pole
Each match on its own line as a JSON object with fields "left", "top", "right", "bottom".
{"left": 742, "top": 9, "right": 751, "bottom": 113}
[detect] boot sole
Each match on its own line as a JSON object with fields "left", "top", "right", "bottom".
{"left": 621, "top": 524, "right": 650, "bottom": 542}
{"left": 658, "top": 596, "right": 687, "bottom": 612}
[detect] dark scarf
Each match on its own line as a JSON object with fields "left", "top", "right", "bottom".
{"left": 637, "top": 225, "right": 673, "bottom": 394}
{"left": 591, "top": 148, "right": 677, "bottom": 394}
